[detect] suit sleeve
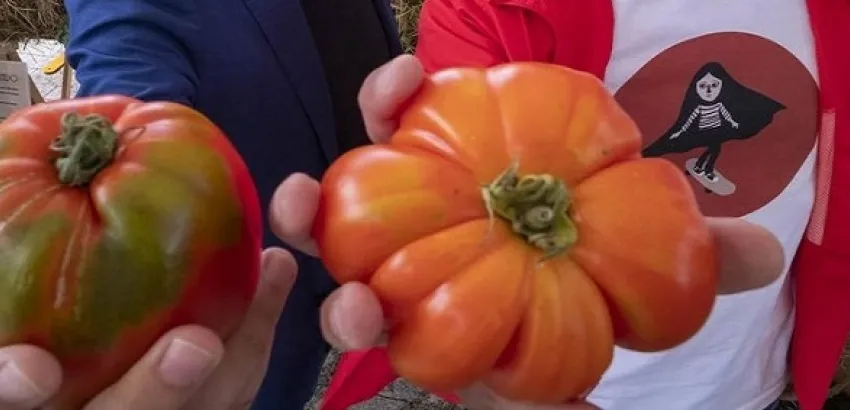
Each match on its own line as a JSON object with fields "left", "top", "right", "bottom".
{"left": 65, "top": 0, "right": 200, "bottom": 105}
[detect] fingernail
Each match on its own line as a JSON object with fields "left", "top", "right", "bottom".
{"left": 158, "top": 338, "right": 217, "bottom": 388}
{"left": 329, "top": 295, "right": 359, "bottom": 349}
{"left": 0, "top": 359, "right": 43, "bottom": 405}
{"left": 261, "top": 249, "right": 273, "bottom": 273}
{"left": 376, "top": 61, "right": 400, "bottom": 100}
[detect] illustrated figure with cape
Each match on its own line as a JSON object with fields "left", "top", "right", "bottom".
{"left": 642, "top": 62, "right": 785, "bottom": 195}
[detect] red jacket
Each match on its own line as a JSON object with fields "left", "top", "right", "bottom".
{"left": 322, "top": 1, "right": 850, "bottom": 409}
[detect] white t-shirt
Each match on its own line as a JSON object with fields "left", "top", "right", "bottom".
{"left": 591, "top": 1, "right": 820, "bottom": 409}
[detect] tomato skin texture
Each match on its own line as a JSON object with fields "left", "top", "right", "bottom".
{"left": 0, "top": 96, "right": 263, "bottom": 410}
{"left": 314, "top": 63, "right": 717, "bottom": 403}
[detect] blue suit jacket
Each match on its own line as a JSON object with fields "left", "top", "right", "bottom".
{"left": 64, "top": 0, "right": 401, "bottom": 408}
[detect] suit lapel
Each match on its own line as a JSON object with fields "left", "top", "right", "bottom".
{"left": 243, "top": 0, "right": 339, "bottom": 160}
{"left": 372, "top": 0, "right": 404, "bottom": 55}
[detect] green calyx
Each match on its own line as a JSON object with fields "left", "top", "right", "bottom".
{"left": 50, "top": 113, "right": 119, "bottom": 187}
{"left": 482, "top": 163, "right": 578, "bottom": 259}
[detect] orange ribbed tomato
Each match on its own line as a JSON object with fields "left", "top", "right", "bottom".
{"left": 314, "top": 63, "right": 717, "bottom": 403}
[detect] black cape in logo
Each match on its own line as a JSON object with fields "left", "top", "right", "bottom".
{"left": 642, "top": 62, "right": 785, "bottom": 157}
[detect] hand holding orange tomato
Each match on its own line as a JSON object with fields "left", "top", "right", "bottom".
{"left": 270, "top": 55, "right": 785, "bottom": 410}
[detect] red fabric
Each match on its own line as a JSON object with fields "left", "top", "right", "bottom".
{"left": 790, "top": 2, "right": 850, "bottom": 410}
{"left": 321, "top": 348, "right": 460, "bottom": 410}
{"left": 321, "top": 1, "right": 850, "bottom": 409}
{"left": 416, "top": 0, "right": 613, "bottom": 76}
{"left": 321, "top": 349, "right": 397, "bottom": 410}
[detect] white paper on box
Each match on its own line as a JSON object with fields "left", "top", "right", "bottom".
{"left": 0, "top": 60, "right": 31, "bottom": 122}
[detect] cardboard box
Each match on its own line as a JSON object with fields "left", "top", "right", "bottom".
{"left": 0, "top": 43, "right": 44, "bottom": 122}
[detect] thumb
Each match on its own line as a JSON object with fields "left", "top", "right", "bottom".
{"left": 709, "top": 217, "right": 785, "bottom": 294}
{"left": 358, "top": 54, "right": 425, "bottom": 142}
{"left": 84, "top": 326, "right": 224, "bottom": 410}
{"left": 183, "top": 247, "right": 298, "bottom": 408}
{"left": 0, "top": 345, "right": 62, "bottom": 410}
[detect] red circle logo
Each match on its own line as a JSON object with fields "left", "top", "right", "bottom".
{"left": 615, "top": 32, "right": 818, "bottom": 217}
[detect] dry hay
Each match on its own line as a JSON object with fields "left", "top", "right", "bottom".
{"left": 0, "top": 0, "right": 67, "bottom": 44}
{"left": 393, "top": 0, "right": 423, "bottom": 53}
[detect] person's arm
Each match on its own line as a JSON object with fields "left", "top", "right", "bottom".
{"left": 673, "top": 107, "right": 700, "bottom": 137}
{"left": 65, "top": 0, "right": 200, "bottom": 105}
{"left": 415, "top": 0, "right": 554, "bottom": 72}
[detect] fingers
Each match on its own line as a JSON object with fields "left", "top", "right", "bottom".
{"left": 457, "top": 384, "right": 602, "bottom": 410}
{"left": 0, "top": 345, "right": 61, "bottom": 410}
{"left": 185, "top": 247, "right": 298, "bottom": 409}
{"left": 320, "top": 282, "right": 385, "bottom": 351}
{"left": 709, "top": 217, "right": 786, "bottom": 294}
{"left": 269, "top": 56, "right": 425, "bottom": 255}
{"left": 84, "top": 326, "right": 224, "bottom": 410}
{"left": 272, "top": 54, "right": 424, "bottom": 348}
{"left": 233, "top": 248, "right": 298, "bottom": 345}
{"left": 270, "top": 173, "right": 321, "bottom": 256}
{"left": 358, "top": 54, "right": 425, "bottom": 142}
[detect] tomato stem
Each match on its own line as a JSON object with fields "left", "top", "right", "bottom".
{"left": 482, "top": 162, "right": 577, "bottom": 259}
{"left": 50, "top": 113, "right": 119, "bottom": 186}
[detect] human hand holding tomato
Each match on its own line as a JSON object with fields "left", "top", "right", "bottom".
{"left": 0, "top": 96, "right": 297, "bottom": 410}
{"left": 270, "top": 55, "right": 785, "bottom": 410}
{"left": 0, "top": 247, "right": 295, "bottom": 410}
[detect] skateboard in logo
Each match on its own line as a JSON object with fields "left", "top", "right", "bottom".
{"left": 684, "top": 158, "right": 736, "bottom": 196}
